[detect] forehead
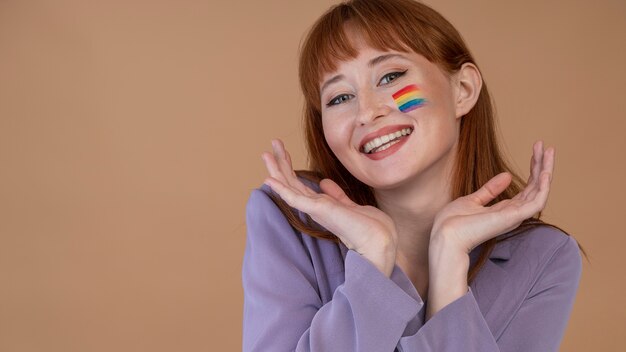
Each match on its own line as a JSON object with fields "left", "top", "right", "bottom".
{"left": 316, "top": 23, "right": 406, "bottom": 77}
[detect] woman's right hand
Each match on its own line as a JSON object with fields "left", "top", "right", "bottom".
{"left": 261, "top": 139, "right": 399, "bottom": 277}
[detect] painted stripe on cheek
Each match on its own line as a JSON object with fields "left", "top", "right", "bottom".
{"left": 392, "top": 84, "right": 426, "bottom": 112}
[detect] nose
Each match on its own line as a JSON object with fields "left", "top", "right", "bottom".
{"left": 356, "top": 87, "right": 392, "bottom": 126}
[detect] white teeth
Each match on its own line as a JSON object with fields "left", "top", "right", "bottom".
{"left": 363, "top": 128, "right": 413, "bottom": 154}
{"left": 372, "top": 138, "right": 401, "bottom": 153}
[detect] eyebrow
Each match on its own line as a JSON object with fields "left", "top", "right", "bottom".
{"left": 320, "top": 54, "right": 409, "bottom": 94}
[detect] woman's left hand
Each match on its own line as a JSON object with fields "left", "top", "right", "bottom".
{"left": 425, "top": 140, "right": 554, "bottom": 320}
{"left": 430, "top": 140, "right": 555, "bottom": 254}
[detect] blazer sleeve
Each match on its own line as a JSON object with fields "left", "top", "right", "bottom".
{"left": 242, "top": 187, "right": 583, "bottom": 352}
{"left": 242, "top": 188, "right": 421, "bottom": 351}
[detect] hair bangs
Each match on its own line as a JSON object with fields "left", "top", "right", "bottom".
{"left": 281, "top": 0, "right": 588, "bottom": 286}
{"left": 299, "top": 2, "right": 424, "bottom": 111}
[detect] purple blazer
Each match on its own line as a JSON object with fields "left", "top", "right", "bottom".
{"left": 242, "top": 181, "right": 582, "bottom": 351}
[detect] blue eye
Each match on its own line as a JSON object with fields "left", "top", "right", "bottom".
{"left": 379, "top": 70, "right": 408, "bottom": 85}
{"left": 326, "top": 94, "right": 354, "bottom": 107}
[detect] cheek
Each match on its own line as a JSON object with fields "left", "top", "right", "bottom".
{"left": 323, "top": 130, "right": 346, "bottom": 161}
{"left": 425, "top": 113, "right": 460, "bottom": 152}
{"left": 322, "top": 116, "right": 350, "bottom": 150}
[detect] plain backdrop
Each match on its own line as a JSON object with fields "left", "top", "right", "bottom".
{"left": 1, "top": 0, "right": 624, "bottom": 350}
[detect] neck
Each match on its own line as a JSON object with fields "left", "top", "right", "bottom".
{"left": 374, "top": 150, "right": 456, "bottom": 270}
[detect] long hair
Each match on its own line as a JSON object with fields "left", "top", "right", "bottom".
{"left": 267, "top": 0, "right": 588, "bottom": 284}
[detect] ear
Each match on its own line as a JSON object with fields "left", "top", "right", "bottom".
{"left": 453, "top": 62, "right": 483, "bottom": 119}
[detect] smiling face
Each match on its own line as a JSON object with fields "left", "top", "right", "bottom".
{"left": 319, "top": 36, "right": 465, "bottom": 191}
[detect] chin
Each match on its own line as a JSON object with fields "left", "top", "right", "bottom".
{"left": 361, "top": 172, "right": 415, "bottom": 191}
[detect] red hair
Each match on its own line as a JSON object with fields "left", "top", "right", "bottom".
{"left": 267, "top": 0, "right": 587, "bottom": 284}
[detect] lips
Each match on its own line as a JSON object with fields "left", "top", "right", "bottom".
{"left": 359, "top": 125, "right": 413, "bottom": 154}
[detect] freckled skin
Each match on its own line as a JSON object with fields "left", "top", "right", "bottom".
{"left": 319, "top": 38, "right": 461, "bottom": 191}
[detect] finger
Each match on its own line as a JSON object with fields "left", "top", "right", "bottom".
{"left": 319, "top": 178, "right": 358, "bottom": 207}
{"left": 492, "top": 146, "right": 554, "bottom": 229}
{"left": 544, "top": 146, "right": 555, "bottom": 182}
{"left": 527, "top": 140, "right": 545, "bottom": 198}
{"left": 517, "top": 140, "right": 544, "bottom": 201}
{"left": 469, "top": 172, "right": 512, "bottom": 206}
{"left": 521, "top": 146, "right": 555, "bottom": 203}
{"left": 531, "top": 140, "right": 544, "bottom": 185}
{"left": 525, "top": 140, "right": 542, "bottom": 189}
{"left": 272, "top": 139, "right": 296, "bottom": 178}
{"left": 535, "top": 150, "right": 555, "bottom": 205}
{"left": 261, "top": 150, "right": 289, "bottom": 184}
{"left": 284, "top": 145, "right": 293, "bottom": 168}
{"left": 283, "top": 147, "right": 313, "bottom": 196}
{"left": 265, "top": 140, "right": 306, "bottom": 193}
{"left": 509, "top": 147, "right": 555, "bottom": 220}
{"left": 263, "top": 176, "right": 321, "bottom": 215}
{"left": 272, "top": 139, "right": 317, "bottom": 196}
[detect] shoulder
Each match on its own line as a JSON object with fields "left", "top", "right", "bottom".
{"left": 244, "top": 179, "right": 316, "bottom": 273}
{"left": 245, "top": 183, "right": 279, "bottom": 218}
{"left": 496, "top": 224, "right": 583, "bottom": 286}
{"left": 244, "top": 178, "right": 346, "bottom": 300}
{"left": 473, "top": 225, "right": 582, "bottom": 313}
{"left": 245, "top": 176, "right": 321, "bottom": 222}
{"left": 469, "top": 225, "right": 583, "bottom": 342}
{"left": 244, "top": 182, "right": 300, "bottom": 245}
{"left": 245, "top": 176, "right": 332, "bottom": 254}
{"left": 502, "top": 225, "right": 581, "bottom": 265}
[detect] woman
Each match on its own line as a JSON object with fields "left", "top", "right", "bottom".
{"left": 243, "top": 0, "right": 584, "bottom": 351}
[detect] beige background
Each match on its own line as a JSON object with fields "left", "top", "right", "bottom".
{"left": 0, "top": 0, "right": 624, "bottom": 350}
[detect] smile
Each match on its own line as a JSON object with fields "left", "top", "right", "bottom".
{"left": 362, "top": 127, "right": 413, "bottom": 154}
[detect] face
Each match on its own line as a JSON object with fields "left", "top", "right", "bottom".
{"left": 319, "top": 36, "right": 466, "bottom": 191}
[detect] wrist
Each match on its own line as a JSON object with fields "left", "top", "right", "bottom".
{"left": 426, "top": 234, "right": 470, "bottom": 320}
{"left": 359, "top": 236, "right": 398, "bottom": 277}
{"left": 430, "top": 229, "right": 470, "bottom": 255}
{"left": 429, "top": 242, "right": 469, "bottom": 279}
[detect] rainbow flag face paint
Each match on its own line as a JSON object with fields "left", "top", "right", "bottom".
{"left": 392, "top": 84, "right": 425, "bottom": 113}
